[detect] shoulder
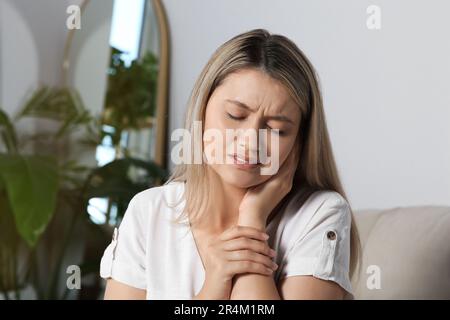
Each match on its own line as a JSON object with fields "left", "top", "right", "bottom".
{"left": 305, "top": 190, "right": 352, "bottom": 235}
{"left": 131, "top": 181, "right": 184, "bottom": 207}
{"left": 277, "top": 189, "right": 351, "bottom": 243}
{"left": 284, "top": 189, "right": 350, "bottom": 222}
{"left": 122, "top": 181, "right": 185, "bottom": 226}
{"left": 276, "top": 189, "right": 354, "bottom": 296}
{"left": 306, "top": 190, "right": 351, "bottom": 221}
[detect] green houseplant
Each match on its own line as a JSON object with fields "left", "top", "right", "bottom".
{"left": 102, "top": 47, "right": 159, "bottom": 147}
{"left": 0, "top": 85, "right": 167, "bottom": 299}
{"left": 0, "top": 87, "right": 85, "bottom": 299}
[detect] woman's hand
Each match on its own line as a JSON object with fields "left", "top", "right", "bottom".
{"left": 238, "top": 144, "right": 299, "bottom": 229}
{"left": 194, "top": 225, "right": 278, "bottom": 300}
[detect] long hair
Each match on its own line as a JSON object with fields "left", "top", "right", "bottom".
{"left": 166, "top": 29, "right": 361, "bottom": 279}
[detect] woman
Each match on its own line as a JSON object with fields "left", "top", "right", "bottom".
{"left": 100, "top": 29, "right": 360, "bottom": 300}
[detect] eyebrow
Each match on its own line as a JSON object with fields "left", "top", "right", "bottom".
{"left": 225, "top": 99, "right": 295, "bottom": 125}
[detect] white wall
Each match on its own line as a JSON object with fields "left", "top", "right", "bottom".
{"left": 1, "top": 0, "right": 449, "bottom": 210}
{"left": 0, "top": 0, "right": 72, "bottom": 155}
{"left": 0, "top": 0, "right": 70, "bottom": 113}
{"left": 68, "top": 0, "right": 113, "bottom": 118}
{"left": 163, "top": 0, "right": 450, "bottom": 210}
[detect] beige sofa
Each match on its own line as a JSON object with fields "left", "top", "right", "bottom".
{"left": 351, "top": 206, "right": 450, "bottom": 299}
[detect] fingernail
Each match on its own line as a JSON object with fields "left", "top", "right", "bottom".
{"left": 269, "top": 249, "right": 276, "bottom": 257}
{"left": 262, "top": 233, "right": 269, "bottom": 240}
{"left": 272, "top": 263, "right": 278, "bottom": 270}
{"left": 266, "top": 268, "right": 274, "bottom": 273}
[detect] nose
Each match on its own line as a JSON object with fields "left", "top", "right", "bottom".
{"left": 236, "top": 139, "right": 258, "bottom": 161}
{"left": 234, "top": 119, "right": 265, "bottom": 161}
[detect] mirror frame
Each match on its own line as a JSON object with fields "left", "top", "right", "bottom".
{"left": 61, "top": 0, "right": 170, "bottom": 169}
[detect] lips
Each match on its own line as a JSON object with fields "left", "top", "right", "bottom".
{"left": 229, "top": 153, "right": 261, "bottom": 169}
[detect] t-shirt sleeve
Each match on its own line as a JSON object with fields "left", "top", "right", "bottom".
{"left": 99, "top": 195, "right": 147, "bottom": 290}
{"left": 281, "top": 192, "right": 353, "bottom": 296}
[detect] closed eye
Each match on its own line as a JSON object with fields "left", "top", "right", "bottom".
{"left": 228, "top": 113, "right": 286, "bottom": 135}
{"left": 267, "top": 126, "right": 285, "bottom": 136}
{"left": 227, "top": 113, "right": 245, "bottom": 121}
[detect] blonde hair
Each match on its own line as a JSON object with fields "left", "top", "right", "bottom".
{"left": 166, "top": 29, "right": 361, "bottom": 279}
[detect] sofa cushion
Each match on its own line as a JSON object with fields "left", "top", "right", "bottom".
{"left": 351, "top": 206, "right": 450, "bottom": 299}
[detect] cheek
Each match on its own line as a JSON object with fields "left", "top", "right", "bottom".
{"left": 278, "top": 144, "right": 291, "bottom": 165}
{"left": 203, "top": 110, "right": 228, "bottom": 164}
{"left": 267, "top": 137, "right": 294, "bottom": 158}
{"left": 203, "top": 100, "right": 230, "bottom": 130}
{"left": 204, "top": 106, "right": 243, "bottom": 162}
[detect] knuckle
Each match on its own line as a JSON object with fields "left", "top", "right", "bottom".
{"left": 258, "top": 242, "right": 267, "bottom": 253}
{"left": 255, "top": 263, "right": 265, "bottom": 271}
{"left": 254, "top": 263, "right": 264, "bottom": 272}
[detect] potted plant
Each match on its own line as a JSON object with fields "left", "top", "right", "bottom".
{"left": 0, "top": 85, "right": 167, "bottom": 299}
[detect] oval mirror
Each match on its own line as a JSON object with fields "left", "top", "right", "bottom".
{"left": 61, "top": 0, "right": 170, "bottom": 226}
{"left": 62, "top": 0, "right": 169, "bottom": 169}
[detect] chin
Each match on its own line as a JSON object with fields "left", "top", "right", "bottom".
{"left": 217, "top": 165, "right": 271, "bottom": 189}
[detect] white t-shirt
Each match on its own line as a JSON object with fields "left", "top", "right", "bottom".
{"left": 100, "top": 181, "right": 353, "bottom": 299}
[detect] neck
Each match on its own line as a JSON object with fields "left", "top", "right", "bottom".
{"left": 199, "top": 167, "right": 247, "bottom": 233}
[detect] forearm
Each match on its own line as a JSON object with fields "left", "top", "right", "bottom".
{"left": 229, "top": 215, "right": 281, "bottom": 300}
{"left": 230, "top": 273, "right": 281, "bottom": 300}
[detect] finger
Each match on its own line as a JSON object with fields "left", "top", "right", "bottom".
{"left": 223, "top": 237, "right": 275, "bottom": 257}
{"left": 229, "top": 261, "right": 275, "bottom": 276}
{"left": 226, "top": 250, "right": 278, "bottom": 270}
{"left": 227, "top": 260, "right": 274, "bottom": 277}
{"left": 219, "top": 225, "right": 269, "bottom": 242}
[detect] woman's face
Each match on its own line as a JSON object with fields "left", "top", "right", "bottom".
{"left": 203, "top": 68, "right": 301, "bottom": 188}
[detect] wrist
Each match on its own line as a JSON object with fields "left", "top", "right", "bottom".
{"left": 237, "top": 212, "right": 266, "bottom": 230}
{"left": 194, "top": 277, "right": 230, "bottom": 300}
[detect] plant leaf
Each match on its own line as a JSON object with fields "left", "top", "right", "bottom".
{"left": 0, "top": 154, "right": 59, "bottom": 247}
{"left": 15, "top": 86, "right": 91, "bottom": 138}
{"left": 0, "top": 108, "right": 18, "bottom": 153}
{"left": 83, "top": 157, "right": 167, "bottom": 219}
